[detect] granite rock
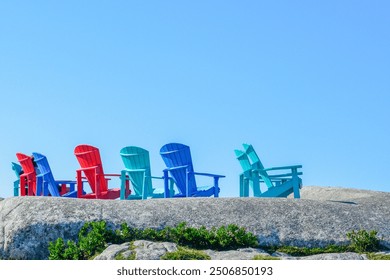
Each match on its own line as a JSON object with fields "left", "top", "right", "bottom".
{"left": 0, "top": 187, "right": 389, "bottom": 259}
{"left": 203, "top": 247, "right": 269, "bottom": 260}
{"left": 93, "top": 241, "right": 375, "bottom": 260}
{"left": 94, "top": 242, "right": 132, "bottom": 260}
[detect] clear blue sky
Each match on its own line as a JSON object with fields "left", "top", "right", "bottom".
{"left": 1, "top": 0, "right": 389, "bottom": 198}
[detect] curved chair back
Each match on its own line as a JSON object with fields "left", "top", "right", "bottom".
{"left": 12, "top": 162, "right": 22, "bottom": 196}
{"left": 74, "top": 144, "right": 107, "bottom": 193}
{"left": 160, "top": 143, "right": 197, "bottom": 196}
{"left": 120, "top": 146, "right": 153, "bottom": 197}
{"left": 32, "top": 152, "right": 61, "bottom": 197}
{"left": 16, "top": 153, "right": 37, "bottom": 195}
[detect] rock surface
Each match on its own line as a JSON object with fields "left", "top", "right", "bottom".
{"left": 93, "top": 240, "right": 373, "bottom": 260}
{"left": 132, "top": 240, "right": 178, "bottom": 260}
{"left": 94, "top": 242, "right": 132, "bottom": 260}
{"left": 204, "top": 247, "right": 269, "bottom": 260}
{"left": 0, "top": 186, "right": 389, "bottom": 259}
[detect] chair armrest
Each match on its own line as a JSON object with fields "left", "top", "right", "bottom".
{"left": 263, "top": 165, "right": 302, "bottom": 172}
{"left": 77, "top": 166, "right": 120, "bottom": 180}
{"left": 77, "top": 167, "right": 121, "bottom": 177}
{"left": 192, "top": 172, "right": 226, "bottom": 178}
{"left": 267, "top": 172, "right": 303, "bottom": 178}
{"left": 77, "top": 166, "right": 98, "bottom": 172}
{"left": 103, "top": 173, "right": 121, "bottom": 177}
{"left": 163, "top": 165, "right": 189, "bottom": 171}
{"left": 148, "top": 176, "right": 164, "bottom": 179}
{"left": 55, "top": 180, "right": 77, "bottom": 184}
{"left": 123, "top": 169, "right": 147, "bottom": 173}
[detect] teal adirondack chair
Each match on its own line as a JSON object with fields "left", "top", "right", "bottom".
{"left": 119, "top": 146, "right": 174, "bottom": 199}
{"left": 235, "top": 144, "right": 302, "bottom": 198}
{"left": 12, "top": 162, "right": 23, "bottom": 196}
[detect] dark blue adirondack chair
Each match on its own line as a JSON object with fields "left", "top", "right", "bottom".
{"left": 32, "top": 152, "right": 79, "bottom": 197}
{"left": 235, "top": 144, "right": 302, "bottom": 198}
{"left": 160, "top": 143, "right": 225, "bottom": 197}
{"left": 12, "top": 162, "right": 23, "bottom": 196}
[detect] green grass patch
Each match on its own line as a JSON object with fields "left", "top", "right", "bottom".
{"left": 114, "top": 242, "right": 136, "bottom": 260}
{"left": 265, "top": 244, "right": 351, "bottom": 257}
{"left": 252, "top": 255, "right": 280, "bottom": 260}
{"left": 161, "top": 246, "right": 211, "bottom": 260}
{"left": 367, "top": 253, "right": 390, "bottom": 260}
{"left": 262, "top": 229, "right": 385, "bottom": 257}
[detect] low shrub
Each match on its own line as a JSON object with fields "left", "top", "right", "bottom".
{"left": 49, "top": 222, "right": 384, "bottom": 260}
{"left": 346, "top": 229, "right": 381, "bottom": 253}
{"left": 49, "top": 221, "right": 258, "bottom": 260}
{"left": 49, "top": 221, "right": 115, "bottom": 260}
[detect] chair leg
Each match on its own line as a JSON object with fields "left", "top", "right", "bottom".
{"left": 163, "top": 170, "right": 170, "bottom": 198}
{"left": 214, "top": 177, "right": 219, "bottom": 197}
{"left": 292, "top": 168, "right": 301, "bottom": 199}
{"left": 239, "top": 174, "right": 245, "bottom": 197}
{"left": 77, "top": 170, "right": 83, "bottom": 198}
{"left": 27, "top": 176, "right": 34, "bottom": 196}
{"left": 14, "top": 181, "right": 19, "bottom": 196}
{"left": 292, "top": 176, "right": 301, "bottom": 198}
{"left": 20, "top": 176, "right": 26, "bottom": 196}
{"left": 252, "top": 172, "right": 261, "bottom": 197}
{"left": 142, "top": 175, "right": 147, "bottom": 200}
{"left": 95, "top": 174, "right": 100, "bottom": 199}
{"left": 185, "top": 169, "right": 190, "bottom": 197}
{"left": 36, "top": 176, "right": 43, "bottom": 196}
{"left": 120, "top": 170, "right": 127, "bottom": 200}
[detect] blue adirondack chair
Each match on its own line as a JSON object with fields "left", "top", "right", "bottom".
{"left": 32, "top": 152, "right": 79, "bottom": 198}
{"left": 160, "top": 143, "right": 225, "bottom": 197}
{"left": 119, "top": 146, "right": 174, "bottom": 199}
{"left": 11, "top": 162, "right": 23, "bottom": 196}
{"left": 235, "top": 144, "right": 302, "bottom": 198}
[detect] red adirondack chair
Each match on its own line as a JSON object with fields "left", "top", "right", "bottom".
{"left": 16, "top": 153, "right": 37, "bottom": 196}
{"left": 74, "top": 144, "right": 128, "bottom": 199}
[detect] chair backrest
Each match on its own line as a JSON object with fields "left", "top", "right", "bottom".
{"left": 16, "top": 152, "right": 37, "bottom": 195}
{"left": 32, "top": 152, "right": 60, "bottom": 197}
{"left": 120, "top": 146, "right": 153, "bottom": 196}
{"left": 12, "top": 162, "right": 22, "bottom": 196}
{"left": 16, "top": 153, "right": 36, "bottom": 175}
{"left": 242, "top": 144, "right": 266, "bottom": 170}
{"left": 234, "top": 150, "right": 252, "bottom": 173}
{"left": 237, "top": 144, "right": 273, "bottom": 187}
{"left": 160, "top": 143, "right": 196, "bottom": 196}
{"left": 12, "top": 162, "right": 22, "bottom": 178}
{"left": 74, "top": 144, "right": 107, "bottom": 193}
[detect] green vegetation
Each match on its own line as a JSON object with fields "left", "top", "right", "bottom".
{"left": 49, "top": 221, "right": 115, "bottom": 260}
{"left": 265, "top": 244, "right": 350, "bottom": 257}
{"left": 114, "top": 222, "right": 259, "bottom": 250}
{"left": 49, "top": 223, "right": 388, "bottom": 260}
{"left": 263, "top": 229, "right": 385, "bottom": 257}
{"left": 48, "top": 221, "right": 258, "bottom": 260}
{"left": 161, "top": 246, "right": 211, "bottom": 260}
{"left": 367, "top": 253, "right": 390, "bottom": 260}
{"left": 346, "top": 229, "right": 381, "bottom": 253}
{"left": 252, "top": 255, "right": 280, "bottom": 260}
